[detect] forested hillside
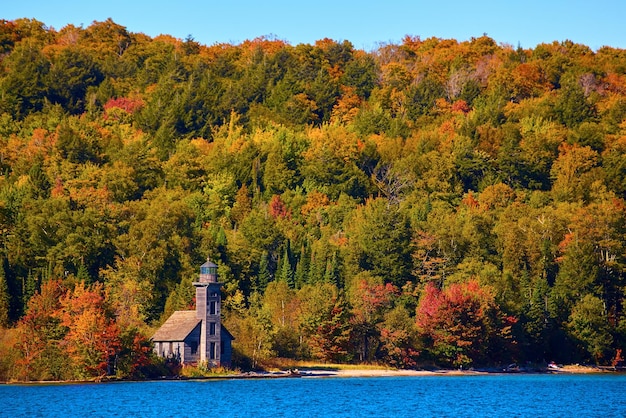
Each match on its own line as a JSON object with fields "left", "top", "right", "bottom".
{"left": 1, "top": 18, "right": 625, "bottom": 380}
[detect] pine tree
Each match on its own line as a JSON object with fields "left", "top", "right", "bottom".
{"left": 523, "top": 276, "right": 553, "bottom": 361}
{"left": 308, "top": 247, "right": 325, "bottom": 284}
{"left": 76, "top": 263, "right": 91, "bottom": 283}
{"left": 256, "top": 251, "right": 271, "bottom": 293}
{"left": 294, "top": 244, "right": 310, "bottom": 288}
{"left": 0, "top": 261, "right": 10, "bottom": 327}
{"left": 323, "top": 251, "right": 342, "bottom": 288}
{"left": 276, "top": 244, "right": 295, "bottom": 289}
{"left": 22, "top": 271, "right": 38, "bottom": 312}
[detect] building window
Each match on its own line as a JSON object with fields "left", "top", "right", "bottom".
{"left": 190, "top": 340, "right": 198, "bottom": 355}
{"left": 209, "top": 322, "right": 216, "bottom": 335}
{"left": 209, "top": 301, "right": 216, "bottom": 315}
{"left": 209, "top": 342, "right": 216, "bottom": 360}
{"left": 210, "top": 292, "right": 218, "bottom": 298}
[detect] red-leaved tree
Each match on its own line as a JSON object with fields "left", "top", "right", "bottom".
{"left": 349, "top": 278, "right": 398, "bottom": 362}
{"left": 416, "top": 280, "right": 516, "bottom": 368}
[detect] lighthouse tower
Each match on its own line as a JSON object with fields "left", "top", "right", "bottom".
{"left": 194, "top": 259, "right": 223, "bottom": 366}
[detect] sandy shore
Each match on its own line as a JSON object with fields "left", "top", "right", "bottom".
{"left": 4, "top": 364, "right": 609, "bottom": 384}
{"left": 307, "top": 368, "right": 478, "bottom": 377}
{"left": 263, "top": 364, "right": 610, "bottom": 378}
{"left": 242, "top": 368, "right": 492, "bottom": 379}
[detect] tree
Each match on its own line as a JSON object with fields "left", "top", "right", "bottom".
{"left": 262, "top": 280, "right": 299, "bottom": 357}
{"left": 109, "top": 188, "right": 199, "bottom": 319}
{"left": 521, "top": 276, "right": 555, "bottom": 361}
{"left": 308, "top": 298, "right": 352, "bottom": 362}
{"left": 13, "top": 279, "right": 68, "bottom": 381}
{"left": 0, "top": 42, "right": 50, "bottom": 118}
{"left": 255, "top": 251, "right": 272, "bottom": 293}
{"left": 341, "top": 51, "right": 378, "bottom": 99}
{"left": 348, "top": 275, "right": 398, "bottom": 362}
{"left": 230, "top": 184, "right": 252, "bottom": 226}
{"left": 554, "top": 80, "right": 596, "bottom": 128}
{"left": 47, "top": 47, "right": 103, "bottom": 114}
{"left": 550, "top": 143, "right": 599, "bottom": 202}
{"left": 57, "top": 281, "right": 121, "bottom": 378}
{"left": 552, "top": 237, "right": 601, "bottom": 313}
{"left": 416, "top": 280, "right": 516, "bottom": 368}
{"left": 567, "top": 294, "right": 613, "bottom": 363}
{"left": 301, "top": 124, "right": 371, "bottom": 199}
{"left": 345, "top": 198, "right": 414, "bottom": 286}
{"left": 225, "top": 292, "right": 275, "bottom": 369}
{"left": 294, "top": 244, "right": 311, "bottom": 288}
{"left": 263, "top": 280, "right": 296, "bottom": 328}
{"left": 275, "top": 244, "right": 295, "bottom": 288}
{"left": 379, "top": 305, "right": 420, "bottom": 368}
{"left": 55, "top": 119, "right": 103, "bottom": 164}
{"left": 0, "top": 260, "right": 9, "bottom": 327}
{"left": 297, "top": 282, "right": 351, "bottom": 361}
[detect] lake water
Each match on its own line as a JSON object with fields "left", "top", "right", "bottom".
{"left": 2, "top": 374, "right": 625, "bottom": 417}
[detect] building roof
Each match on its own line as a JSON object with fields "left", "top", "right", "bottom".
{"left": 152, "top": 310, "right": 201, "bottom": 342}
{"left": 201, "top": 259, "right": 218, "bottom": 269}
{"left": 221, "top": 325, "right": 235, "bottom": 341}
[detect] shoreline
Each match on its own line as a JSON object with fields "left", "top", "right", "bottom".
{"left": 258, "top": 364, "right": 613, "bottom": 379}
{"left": 2, "top": 364, "right": 619, "bottom": 385}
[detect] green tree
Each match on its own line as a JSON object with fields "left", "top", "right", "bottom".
{"left": 47, "top": 47, "right": 103, "bottom": 114}
{"left": 275, "top": 244, "right": 295, "bottom": 289}
{"left": 554, "top": 80, "right": 596, "bottom": 128}
{"left": 521, "top": 276, "right": 557, "bottom": 362}
{"left": 341, "top": 53, "right": 378, "bottom": 99}
{"left": 255, "top": 251, "right": 272, "bottom": 293}
{"left": 379, "top": 305, "right": 420, "bottom": 368}
{"left": 0, "top": 259, "right": 10, "bottom": 327}
{"left": 0, "top": 42, "right": 50, "bottom": 118}
{"left": 345, "top": 198, "right": 413, "bottom": 286}
{"left": 550, "top": 144, "right": 599, "bottom": 202}
{"left": 294, "top": 244, "right": 310, "bottom": 288}
{"left": 567, "top": 294, "right": 613, "bottom": 363}
{"left": 225, "top": 292, "right": 275, "bottom": 369}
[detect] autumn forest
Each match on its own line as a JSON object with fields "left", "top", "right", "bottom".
{"left": 0, "top": 18, "right": 625, "bottom": 381}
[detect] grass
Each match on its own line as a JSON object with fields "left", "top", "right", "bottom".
{"left": 179, "top": 363, "right": 240, "bottom": 378}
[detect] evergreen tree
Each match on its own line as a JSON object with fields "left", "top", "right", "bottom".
{"left": 308, "top": 245, "right": 326, "bottom": 285}
{"left": 323, "top": 251, "right": 342, "bottom": 288}
{"left": 22, "top": 272, "right": 38, "bottom": 312}
{"left": 294, "top": 244, "right": 310, "bottom": 289}
{"left": 554, "top": 81, "right": 596, "bottom": 128}
{"left": 522, "top": 276, "right": 555, "bottom": 361}
{"left": 276, "top": 244, "right": 295, "bottom": 289}
{"left": 256, "top": 251, "right": 271, "bottom": 293}
{"left": 0, "top": 260, "right": 9, "bottom": 327}
{"left": 76, "top": 263, "right": 91, "bottom": 283}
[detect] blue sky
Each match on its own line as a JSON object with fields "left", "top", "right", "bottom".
{"left": 4, "top": 0, "right": 625, "bottom": 51}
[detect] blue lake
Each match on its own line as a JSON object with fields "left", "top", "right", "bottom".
{"left": 2, "top": 374, "right": 626, "bottom": 417}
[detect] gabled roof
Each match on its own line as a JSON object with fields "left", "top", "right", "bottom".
{"left": 221, "top": 325, "right": 235, "bottom": 341}
{"left": 152, "top": 310, "right": 200, "bottom": 342}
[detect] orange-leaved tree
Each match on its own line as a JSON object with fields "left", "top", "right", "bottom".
{"left": 13, "top": 279, "right": 67, "bottom": 381}
{"left": 56, "top": 281, "right": 121, "bottom": 379}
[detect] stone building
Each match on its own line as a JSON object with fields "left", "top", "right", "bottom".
{"left": 152, "top": 259, "right": 233, "bottom": 367}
